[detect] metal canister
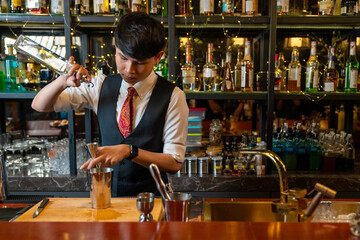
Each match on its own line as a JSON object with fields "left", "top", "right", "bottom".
{"left": 186, "top": 156, "right": 197, "bottom": 176}
{"left": 197, "top": 157, "right": 209, "bottom": 177}
{"left": 211, "top": 156, "right": 223, "bottom": 177}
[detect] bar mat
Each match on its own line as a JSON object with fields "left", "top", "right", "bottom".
{"left": 0, "top": 208, "right": 23, "bottom": 221}
{"left": 3, "top": 195, "right": 53, "bottom": 204}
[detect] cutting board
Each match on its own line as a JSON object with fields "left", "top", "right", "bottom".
{"left": 15, "top": 198, "right": 163, "bottom": 222}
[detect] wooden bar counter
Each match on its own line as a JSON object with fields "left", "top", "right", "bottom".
{"left": 0, "top": 199, "right": 357, "bottom": 240}
{"left": 0, "top": 221, "right": 354, "bottom": 240}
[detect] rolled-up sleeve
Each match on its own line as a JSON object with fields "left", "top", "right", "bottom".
{"left": 53, "top": 75, "right": 104, "bottom": 113}
{"left": 162, "top": 87, "right": 189, "bottom": 163}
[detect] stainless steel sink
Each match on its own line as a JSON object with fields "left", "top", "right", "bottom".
{"left": 203, "top": 200, "right": 360, "bottom": 222}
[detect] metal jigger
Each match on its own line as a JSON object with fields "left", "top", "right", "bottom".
{"left": 136, "top": 192, "right": 154, "bottom": 222}
{"left": 86, "top": 142, "right": 100, "bottom": 168}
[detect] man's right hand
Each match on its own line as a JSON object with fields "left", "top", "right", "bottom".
{"left": 63, "top": 56, "right": 91, "bottom": 88}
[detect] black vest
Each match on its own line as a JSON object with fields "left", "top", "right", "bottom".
{"left": 97, "top": 74, "right": 175, "bottom": 196}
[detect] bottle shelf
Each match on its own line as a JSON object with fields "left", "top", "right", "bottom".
{"left": 185, "top": 91, "right": 267, "bottom": 100}
{"left": 0, "top": 92, "right": 37, "bottom": 100}
{"left": 185, "top": 91, "right": 360, "bottom": 101}
{"left": 175, "top": 15, "right": 269, "bottom": 29}
{"left": 73, "top": 15, "right": 167, "bottom": 28}
{"left": 277, "top": 16, "right": 360, "bottom": 29}
{"left": 0, "top": 13, "right": 64, "bottom": 28}
{"left": 274, "top": 92, "right": 360, "bottom": 101}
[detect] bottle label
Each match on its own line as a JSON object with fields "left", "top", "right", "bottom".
{"left": 202, "top": 0, "right": 214, "bottom": 13}
{"left": 324, "top": 81, "right": 334, "bottom": 92}
{"left": 319, "top": 1, "right": 334, "bottom": 13}
{"left": 245, "top": 0, "right": 253, "bottom": 12}
{"left": 298, "top": 148, "right": 306, "bottom": 154}
{"left": 241, "top": 66, "right": 247, "bottom": 87}
{"left": 182, "top": 69, "right": 196, "bottom": 84}
{"left": 286, "top": 147, "right": 294, "bottom": 152}
{"left": 28, "top": 0, "right": 39, "bottom": 9}
{"left": 132, "top": 0, "right": 142, "bottom": 4}
{"left": 350, "top": 69, "right": 358, "bottom": 88}
{"left": 203, "top": 68, "right": 216, "bottom": 77}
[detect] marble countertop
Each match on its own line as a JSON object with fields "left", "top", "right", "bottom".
{"left": 7, "top": 171, "right": 360, "bottom": 197}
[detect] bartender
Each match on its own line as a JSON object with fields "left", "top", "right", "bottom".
{"left": 31, "top": 12, "right": 189, "bottom": 196}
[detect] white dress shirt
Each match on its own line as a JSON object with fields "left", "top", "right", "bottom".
{"left": 54, "top": 71, "right": 189, "bottom": 162}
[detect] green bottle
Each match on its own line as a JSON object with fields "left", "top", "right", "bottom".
{"left": 0, "top": 58, "right": 5, "bottom": 91}
{"left": 305, "top": 41, "right": 319, "bottom": 92}
{"left": 4, "top": 44, "right": 18, "bottom": 91}
{"left": 345, "top": 41, "right": 359, "bottom": 92}
{"left": 155, "top": 54, "right": 168, "bottom": 80}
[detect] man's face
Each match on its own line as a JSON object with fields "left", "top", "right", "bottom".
{"left": 115, "top": 47, "right": 162, "bottom": 85}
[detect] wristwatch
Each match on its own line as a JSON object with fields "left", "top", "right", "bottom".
{"left": 127, "top": 144, "right": 139, "bottom": 160}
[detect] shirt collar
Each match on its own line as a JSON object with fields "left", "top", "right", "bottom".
{"left": 121, "top": 71, "right": 157, "bottom": 100}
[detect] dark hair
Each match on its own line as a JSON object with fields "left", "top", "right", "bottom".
{"left": 114, "top": 12, "right": 166, "bottom": 60}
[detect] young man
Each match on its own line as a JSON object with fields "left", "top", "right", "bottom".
{"left": 32, "top": 12, "right": 188, "bottom": 196}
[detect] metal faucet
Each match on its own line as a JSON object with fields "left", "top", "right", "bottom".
{"left": 239, "top": 149, "right": 288, "bottom": 203}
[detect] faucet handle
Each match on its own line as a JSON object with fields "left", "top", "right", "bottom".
{"left": 314, "top": 183, "right": 336, "bottom": 198}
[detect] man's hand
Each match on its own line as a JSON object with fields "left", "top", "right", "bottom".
{"left": 80, "top": 144, "right": 131, "bottom": 169}
{"left": 63, "top": 56, "right": 91, "bottom": 88}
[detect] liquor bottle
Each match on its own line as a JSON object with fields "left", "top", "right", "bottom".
{"left": 287, "top": 46, "right": 302, "bottom": 92}
{"left": 74, "top": 0, "right": 84, "bottom": 15}
{"left": 1, "top": 0, "right": 9, "bottom": 13}
{"left": 222, "top": 0, "right": 234, "bottom": 15}
{"left": 25, "top": 0, "right": 49, "bottom": 13}
{"left": 129, "top": 0, "right": 147, "bottom": 12}
{"left": 337, "top": 104, "right": 345, "bottom": 131}
{"left": 305, "top": 41, "right": 319, "bottom": 92}
{"left": 282, "top": 123, "right": 297, "bottom": 170}
{"left": 50, "top": 0, "right": 64, "bottom": 13}
{"left": 149, "top": 0, "right": 162, "bottom": 15}
{"left": 345, "top": 41, "right": 359, "bottom": 92}
{"left": 182, "top": 43, "right": 196, "bottom": 91}
{"left": 203, "top": 43, "right": 217, "bottom": 92}
{"left": 324, "top": 46, "right": 338, "bottom": 92}
{"left": 94, "top": 0, "right": 109, "bottom": 14}
{"left": 83, "top": 0, "right": 93, "bottom": 14}
{"left": 177, "top": 0, "right": 190, "bottom": 15}
{"left": 318, "top": 0, "right": 334, "bottom": 15}
{"left": 9, "top": 0, "right": 23, "bottom": 12}
{"left": 277, "top": 52, "right": 287, "bottom": 91}
{"left": 277, "top": 0, "right": 289, "bottom": 15}
{"left": 119, "top": 0, "right": 129, "bottom": 14}
{"left": 234, "top": 0, "right": 242, "bottom": 13}
{"left": 234, "top": 47, "right": 242, "bottom": 91}
{"left": 342, "top": 0, "right": 357, "bottom": 15}
{"left": 274, "top": 54, "right": 281, "bottom": 92}
{"left": 155, "top": 54, "right": 168, "bottom": 80}
{"left": 13, "top": 35, "right": 90, "bottom": 86}
{"left": 200, "top": 0, "right": 214, "bottom": 15}
{"left": 244, "top": 0, "right": 257, "bottom": 15}
{"left": 0, "top": 58, "right": 5, "bottom": 91}
{"left": 109, "top": 0, "right": 119, "bottom": 14}
{"left": 221, "top": 49, "right": 235, "bottom": 92}
{"left": 240, "top": 40, "right": 253, "bottom": 92}
{"left": 4, "top": 45, "right": 18, "bottom": 91}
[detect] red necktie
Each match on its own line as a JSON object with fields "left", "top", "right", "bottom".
{"left": 118, "top": 87, "right": 136, "bottom": 137}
